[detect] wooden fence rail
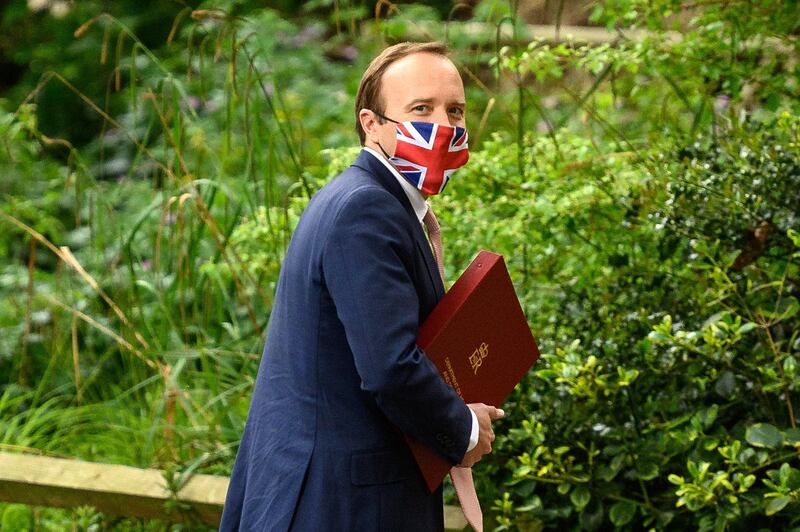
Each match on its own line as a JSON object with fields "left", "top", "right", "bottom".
{"left": 0, "top": 452, "right": 468, "bottom": 530}
{"left": 387, "top": 21, "right": 652, "bottom": 44}
{"left": 370, "top": 20, "right": 791, "bottom": 54}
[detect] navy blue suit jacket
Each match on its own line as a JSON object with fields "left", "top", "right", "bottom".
{"left": 219, "top": 149, "right": 473, "bottom": 531}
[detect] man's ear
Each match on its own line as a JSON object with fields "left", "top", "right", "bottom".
{"left": 359, "top": 108, "right": 382, "bottom": 143}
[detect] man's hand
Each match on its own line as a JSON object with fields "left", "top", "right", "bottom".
{"left": 459, "top": 403, "right": 505, "bottom": 467}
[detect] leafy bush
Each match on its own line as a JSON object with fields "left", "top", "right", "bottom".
{"left": 460, "top": 114, "right": 800, "bottom": 531}
{"left": 1, "top": 0, "right": 799, "bottom": 529}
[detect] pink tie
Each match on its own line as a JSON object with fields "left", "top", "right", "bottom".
{"left": 422, "top": 206, "right": 483, "bottom": 532}
{"left": 422, "top": 206, "right": 446, "bottom": 283}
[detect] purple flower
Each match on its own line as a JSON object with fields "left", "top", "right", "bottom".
{"left": 142, "top": 259, "right": 152, "bottom": 271}
{"left": 292, "top": 25, "right": 325, "bottom": 47}
{"left": 714, "top": 94, "right": 731, "bottom": 113}
{"left": 204, "top": 99, "right": 220, "bottom": 113}
{"left": 339, "top": 45, "right": 358, "bottom": 62}
{"left": 536, "top": 120, "right": 553, "bottom": 134}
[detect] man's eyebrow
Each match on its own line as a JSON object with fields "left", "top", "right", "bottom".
{"left": 404, "top": 98, "right": 466, "bottom": 108}
{"left": 404, "top": 98, "right": 435, "bottom": 108}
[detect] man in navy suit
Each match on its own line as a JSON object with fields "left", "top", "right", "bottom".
{"left": 220, "top": 41, "right": 504, "bottom": 531}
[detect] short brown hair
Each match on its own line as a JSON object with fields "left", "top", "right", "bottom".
{"left": 354, "top": 41, "right": 450, "bottom": 145}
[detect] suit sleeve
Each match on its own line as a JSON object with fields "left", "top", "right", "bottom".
{"left": 322, "top": 185, "right": 472, "bottom": 465}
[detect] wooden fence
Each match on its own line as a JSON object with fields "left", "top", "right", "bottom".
{"left": 0, "top": 452, "right": 468, "bottom": 530}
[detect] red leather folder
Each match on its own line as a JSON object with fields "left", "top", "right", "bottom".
{"left": 407, "top": 250, "right": 541, "bottom": 492}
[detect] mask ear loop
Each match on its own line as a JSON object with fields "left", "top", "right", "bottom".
{"left": 372, "top": 110, "right": 399, "bottom": 124}
{"left": 376, "top": 142, "right": 393, "bottom": 160}
{"left": 372, "top": 109, "right": 399, "bottom": 160}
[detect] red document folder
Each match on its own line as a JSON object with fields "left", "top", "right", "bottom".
{"left": 407, "top": 250, "right": 541, "bottom": 492}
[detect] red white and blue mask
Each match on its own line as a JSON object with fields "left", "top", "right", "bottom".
{"left": 375, "top": 112, "right": 469, "bottom": 195}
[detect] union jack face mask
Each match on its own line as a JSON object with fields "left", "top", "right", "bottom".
{"left": 374, "top": 112, "right": 470, "bottom": 195}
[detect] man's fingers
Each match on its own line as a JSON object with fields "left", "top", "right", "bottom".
{"left": 489, "top": 407, "right": 505, "bottom": 420}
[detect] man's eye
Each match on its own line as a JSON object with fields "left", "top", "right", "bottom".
{"left": 449, "top": 107, "right": 464, "bottom": 116}
{"left": 413, "top": 105, "right": 429, "bottom": 112}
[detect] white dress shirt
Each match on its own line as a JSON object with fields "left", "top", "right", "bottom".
{"left": 363, "top": 147, "right": 479, "bottom": 454}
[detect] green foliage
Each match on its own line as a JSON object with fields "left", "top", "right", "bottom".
{"left": 462, "top": 113, "right": 800, "bottom": 530}
{"left": 1, "top": 0, "right": 799, "bottom": 530}
{"left": 1, "top": 504, "right": 33, "bottom": 532}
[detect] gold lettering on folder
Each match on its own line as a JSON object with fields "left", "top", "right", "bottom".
{"left": 469, "top": 342, "right": 489, "bottom": 374}
{"left": 443, "top": 357, "right": 462, "bottom": 398}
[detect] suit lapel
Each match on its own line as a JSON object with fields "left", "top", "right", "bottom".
{"left": 353, "top": 150, "right": 445, "bottom": 300}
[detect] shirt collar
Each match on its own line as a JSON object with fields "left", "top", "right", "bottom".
{"left": 363, "top": 146, "right": 428, "bottom": 224}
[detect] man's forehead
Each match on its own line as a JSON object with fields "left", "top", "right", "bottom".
{"left": 380, "top": 53, "right": 465, "bottom": 105}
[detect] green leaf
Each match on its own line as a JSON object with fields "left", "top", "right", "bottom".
{"left": 702, "top": 310, "right": 729, "bottom": 329}
{"left": 617, "top": 367, "right": 639, "bottom": 386}
{"left": 783, "top": 356, "right": 797, "bottom": 377}
{"left": 647, "top": 330, "right": 671, "bottom": 342}
{"left": 579, "top": 500, "right": 604, "bottom": 532}
{"left": 687, "top": 460, "right": 699, "bottom": 477}
{"left": 765, "top": 495, "right": 790, "bottom": 516}
{"left": 571, "top": 485, "right": 591, "bottom": 510}
{"left": 779, "top": 462, "right": 791, "bottom": 483}
{"left": 784, "top": 428, "right": 800, "bottom": 445}
{"left": 635, "top": 461, "right": 660, "bottom": 480}
{"left": 703, "top": 404, "right": 719, "bottom": 428}
{"left": 746, "top": 423, "right": 784, "bottom": 449}
{"left": 758, "top": 297, "right": 799, "bottom": 321}
{"left": 788, "top": 229, "right": 800, "bottom": 247}
{"left": 609, "top": 500, "right": 636, "bottom": 526}
{"left": 714, "top": 371, "right": 736, "bottom": 398}
{"left": 535, "top": 369, "right": 558, "bottom": 380}
{"left": 738, "top": 322, "right": 758, "bottom": 334}
{"left": 515, "top": 495, "right": 543, "bottom": 513}
{"left": 596, "top": 463, "right": 620, "bottom": 481}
